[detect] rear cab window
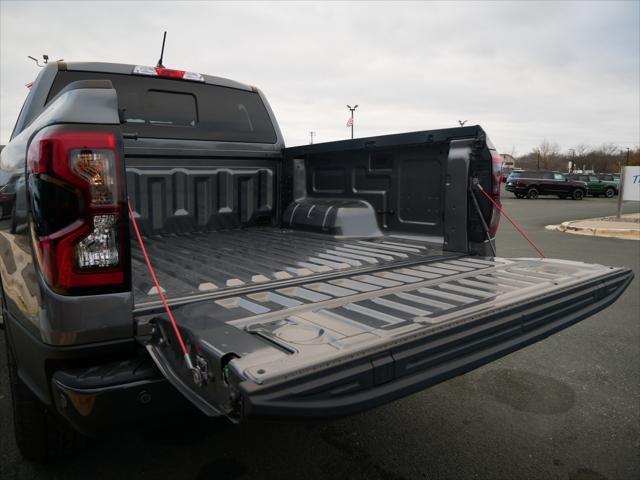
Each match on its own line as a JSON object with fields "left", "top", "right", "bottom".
{"left": 46, "top": 71, "right": 277, "bottom": 143}
{"left": 136, "top": 90, "right": 197, "bottom": 126}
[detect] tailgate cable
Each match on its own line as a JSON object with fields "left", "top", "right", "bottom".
{"left": 472, "top": 179, "right": 546, "bottom": 259}
{"left": 469, "top": 183, "right": 498, "bottom": 257}
{"left": 127, "top": 200, "right": 195, "bottom": 371}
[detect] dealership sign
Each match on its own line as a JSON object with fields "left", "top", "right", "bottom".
{"left": 622, "top": 166, "right": 640, "bottom": 202}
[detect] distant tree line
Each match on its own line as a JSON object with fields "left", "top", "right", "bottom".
{"left": 515, "top": 141, "right": 639, "bottom": 173}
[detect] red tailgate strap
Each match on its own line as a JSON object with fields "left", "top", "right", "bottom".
{"left": 475, "top": 184, "right": 546, "bottom": 259}
{"left": 127, "top": 200, "right": 194, "bottom": 370}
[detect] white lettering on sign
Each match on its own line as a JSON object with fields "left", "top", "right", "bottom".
{"left": 622, "top": 166, "right": 640, "bottom": 201}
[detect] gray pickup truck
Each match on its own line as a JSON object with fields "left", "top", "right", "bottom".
{"left": 0, "top": 61, "right": 633, "bottom": 462}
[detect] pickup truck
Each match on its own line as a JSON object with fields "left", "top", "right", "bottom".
{"left": 0, "top": 61, "right": 633, "bottom": 462}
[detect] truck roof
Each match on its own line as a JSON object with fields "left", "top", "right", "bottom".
{"left": 59, "top": 61, "right": 254, "bottom": 92}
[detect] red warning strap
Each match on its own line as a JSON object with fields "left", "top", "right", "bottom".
{"left": 127, "top": 200, "right": 190, "bottom": 358}
{"left": 476, "top": 185, "right": 546, "bottom": 259}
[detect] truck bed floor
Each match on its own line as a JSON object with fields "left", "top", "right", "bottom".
{"left": 131, "top": 228, "right": 451, "bottom": 308}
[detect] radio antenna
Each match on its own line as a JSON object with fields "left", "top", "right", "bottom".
{"left": 156, "top": 31, "right": 167, "bottom": 68}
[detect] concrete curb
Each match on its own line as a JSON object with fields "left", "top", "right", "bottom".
{"left": 546, "top": 221, "right": 640, "bottom": 240}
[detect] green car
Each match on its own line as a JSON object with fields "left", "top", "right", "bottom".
{"left": 568, "top": 174, "right": 618, "bottom": 198}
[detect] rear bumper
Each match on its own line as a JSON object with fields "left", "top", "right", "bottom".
{"left": 51, "top": 356, "right": 195, "bottom": 436}
{"left": 238, "top": 268, "right": 633, "bottom": 419}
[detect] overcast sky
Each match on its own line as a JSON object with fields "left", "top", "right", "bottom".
{"left": 1, "top": 1, "right": 638, "bottom": 154}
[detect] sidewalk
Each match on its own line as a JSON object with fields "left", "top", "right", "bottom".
{"left": 546, "top": 213, "right": 640, "bottom": 240}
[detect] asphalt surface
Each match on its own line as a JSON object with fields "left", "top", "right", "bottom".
{"left": 1, "top": 190, "right": 639, "bottom": 480}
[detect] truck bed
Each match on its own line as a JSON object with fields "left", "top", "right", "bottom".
{"left": 131, "top": 228, "right": 452, "bottom": 308}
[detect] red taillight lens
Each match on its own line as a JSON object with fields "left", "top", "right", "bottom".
{"left": 132, "top": 65, "right": 205, "bottom": 82}
{"left": 488, "top": 152, "right": 503, "bottom": 237}
{"left": 154, "top": 67, "right": 185, "bottom": 79}
{"left": 27, "top": 128, "right": 128, "bottom": 293}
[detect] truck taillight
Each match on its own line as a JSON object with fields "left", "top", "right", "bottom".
{"left": 488, "top": 151, "right": 503, "bottom": 237}
{"left": 27, "top": 128, "right": 129, "bottom": 293}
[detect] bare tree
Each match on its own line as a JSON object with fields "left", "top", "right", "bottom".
{"left": 599, "top": 143, "right": 619, "bottom": 156}
{"left": 516, "top": 145, "right": 638, "bottom": 173}
{"left": 573, "top": 143, "right": 591, "bottom": 156}
{"left": 534, "top": 140, "right": 561, "bottom": 169}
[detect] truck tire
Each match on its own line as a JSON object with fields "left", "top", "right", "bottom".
{"left": 527, "top": 187, "right": 539, "bottom": 199}
{"left": 4, "top": 325, "right": 84, "bottom": 463}
{"left": 605, "top": 187, "right": 615, "bottom": 198}
{"left": 572, "top": 189, "right": 585, "bottom": 200}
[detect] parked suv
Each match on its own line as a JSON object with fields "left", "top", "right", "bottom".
{"left": 568, "top": 174, "right": 617, "bottom": 197}
{"left": 505, "top": 170, "right": 587, "bottom": 199}
{"left": 585, "top": 174, "right": 619, "bottom": 196}
{"left": 597, "top": 173, "right": 620, "bottom": 190}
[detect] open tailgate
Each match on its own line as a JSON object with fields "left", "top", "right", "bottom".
{"left": 140, "top": 256, "right": 632, "bottom": 421}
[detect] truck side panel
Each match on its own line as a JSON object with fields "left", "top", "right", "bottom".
{"left": 1, "top": 82, "right": 135, "bottom": 403}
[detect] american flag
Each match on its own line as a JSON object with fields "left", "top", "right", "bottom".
{"left": 347, "top": 117, "right": 353, "bottom": 127}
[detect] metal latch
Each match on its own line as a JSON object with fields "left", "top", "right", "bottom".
{"left": 191, "top": 354, "right": 210, "bottom": 387}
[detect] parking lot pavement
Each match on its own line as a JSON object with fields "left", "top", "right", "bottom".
{"left": 1, "top": 193, "right": 639, "bottom": 480}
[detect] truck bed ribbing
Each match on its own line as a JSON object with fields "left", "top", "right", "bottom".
{"left": 131, "top": 228, "right": 451, "bottom": 308}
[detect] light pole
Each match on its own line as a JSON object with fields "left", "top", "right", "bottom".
{"left": 347, "top": 105, "right": 358, "bottom": 139}
{"left": 309, "top": 131, "right": 316, "bottom": 145}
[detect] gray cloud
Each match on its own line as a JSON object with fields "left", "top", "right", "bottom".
{"left": 1, "top": 0, "right": 638, "bottom": 153}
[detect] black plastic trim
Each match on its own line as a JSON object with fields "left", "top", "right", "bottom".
{"left": 285, "top": 126, "right": 484, "bottom": 156}
{"left": 51, "top": 370, "right": 194, "bottom": 437}
{"left": 3, "top": 312, "right": 136, "bottom": 405}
